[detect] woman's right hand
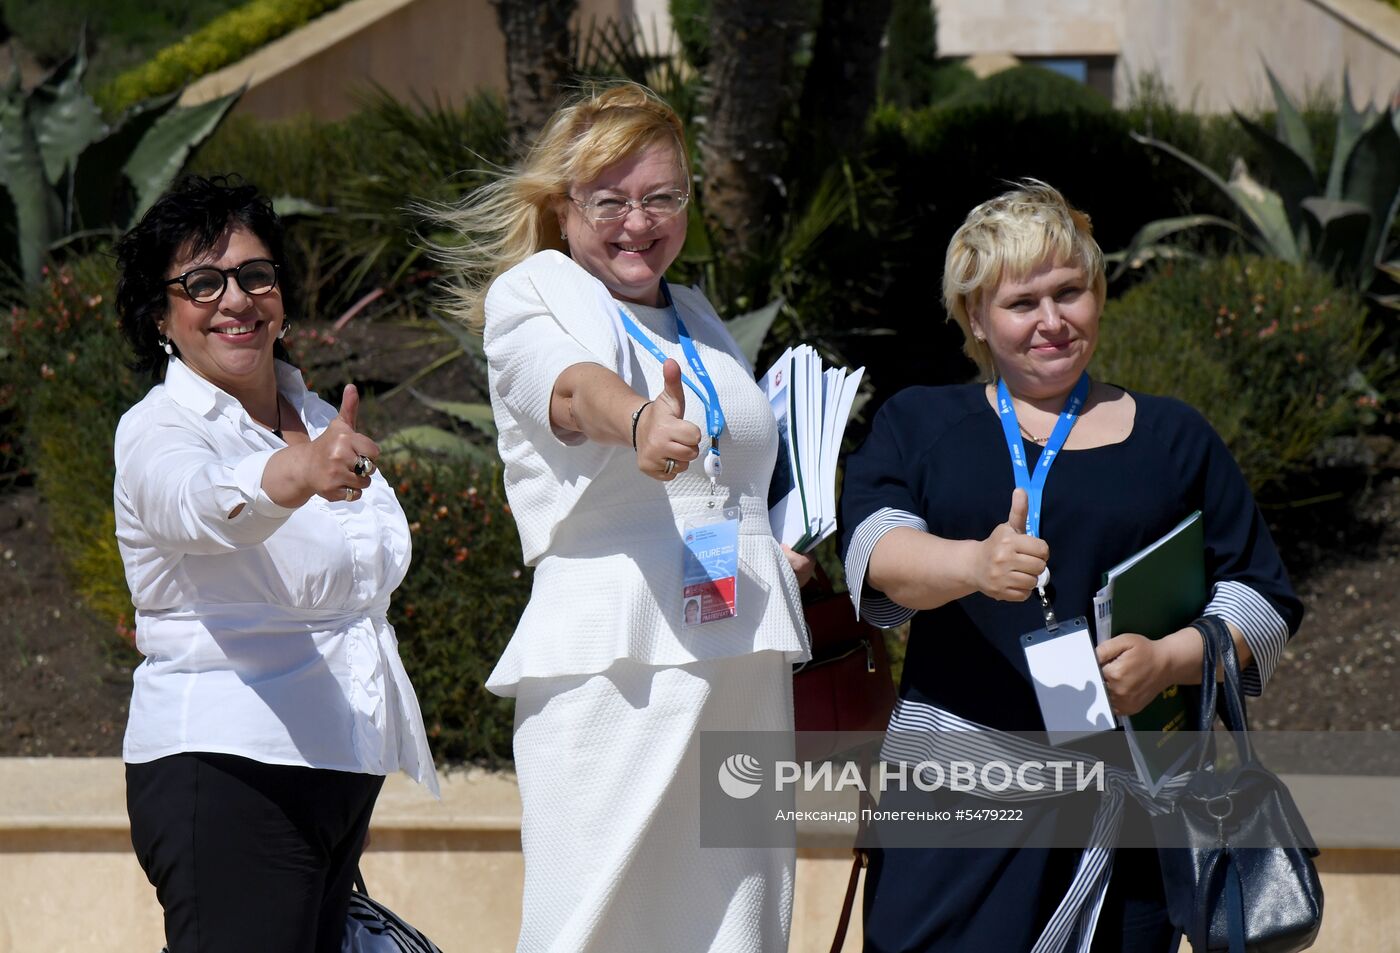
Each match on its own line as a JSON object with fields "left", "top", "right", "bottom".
{"left": 301, "top": 384, "right": 378, "bottom": 502}
{"left": 634, "top": 359, "right": 701, "bottom": 482}
{"left": 974, "top": 489, "right": 1049, "bottom": 601}
{"left": 264, "top": 384, "right": 379, "bottom": 508}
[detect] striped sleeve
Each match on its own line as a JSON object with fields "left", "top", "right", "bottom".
{"left": 1204, "top": 579, "right": 1290, "bottom": 696}
{"left": 844, "top": 506, "right": 926, "bottom": 628}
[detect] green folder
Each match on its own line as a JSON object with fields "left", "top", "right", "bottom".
{"left": 1096, "top": 510, "right": 1205, "bottom": 791}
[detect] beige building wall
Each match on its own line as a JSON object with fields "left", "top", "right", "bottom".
{"left": 937, "top": 0, "right": 1400, "bottom": 110}
{"left": 184, "top": 0, "right": 677, "bottom": 121}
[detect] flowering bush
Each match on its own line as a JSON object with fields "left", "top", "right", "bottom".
{"left": 1094, "top": 256, "right": 1375, "bottom": 490}
{"left": 382, "top": 458, "right": 531, "bottom": 765}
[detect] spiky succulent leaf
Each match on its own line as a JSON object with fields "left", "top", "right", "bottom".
{"left": 1232, "top": 109, "right": 1317, "bottom": 230}
{"left": 724, "top": 298, "right": 783, "bottom": 367}
{"left": 1301, "top": 197, "right": 1371, "bottom": 281}
{"left": 1110, "top": 214, "right": 1249, "bottom": 279}
{"left": 1225, "top": 160, "right": 1301, "bottom": 263}
{"left": 407, "top": 390, "right": 498, "bottom": 437}
{"left": 380, "top": 425, "right": 497, "bottom": 465}
{"left": 123, "top": 89, "right": 242, "bottom": 226}
{"left": 1263, "top": 63, "right": 1315, "bottom": 174}
{"left": 1327, "top": 70, "right": 1368, "bottom": 201}
{"left": 29, "top": 45, "right": 106, "bottom": 189}
{"left": 1339, "top": 107, "right": 1400, "bottom": 272}
{"left": 71, "top": 92, "right": 180, "bottom": 233}
{"left": 0, "top": 92, "right": 62, "bottom": 284}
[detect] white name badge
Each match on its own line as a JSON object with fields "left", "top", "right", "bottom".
{"left": 680, "top": 507, "right": 740, "bottom": 626}
{"left": 1020, "top": 617, "right": 1115, "bottom": 746}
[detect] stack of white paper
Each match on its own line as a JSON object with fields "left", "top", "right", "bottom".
{"left": 758, "top": 345, "right": 865, "bottom": 553}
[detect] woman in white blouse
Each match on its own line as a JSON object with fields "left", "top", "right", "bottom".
{"left": 435, "top": 83, "right": 813, "bottom": 952}
{"left": 112, "top": 175, "right": 438, "bottom": 953}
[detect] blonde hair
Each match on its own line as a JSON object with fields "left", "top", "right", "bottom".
{"left": 433, "top": 82, "right": 690, "bottom": 331}
{"left": 942, "top": 179, "right": 1106, "bottom": 381}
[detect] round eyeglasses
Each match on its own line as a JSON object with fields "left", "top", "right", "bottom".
{"left": 164, "top": 259, "right": 280, "bottom": 304}
{"left": 570, "top": 189, "right": 690, "bottom": 226}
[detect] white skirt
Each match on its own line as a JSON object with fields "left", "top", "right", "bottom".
{"left": 512, "top": 651, "right": 795, "bottom": 953}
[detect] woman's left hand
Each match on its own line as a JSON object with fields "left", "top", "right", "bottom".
{"left": 1096, "top": 633, "right": 1173, "bottom": 716}
{"left": 781, "top": 544, "right": 817, "bottom": 588}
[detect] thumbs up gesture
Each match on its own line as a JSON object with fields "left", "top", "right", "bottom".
{"left": 973, "top": 488, "right": 1050, "bottom": 601}
{"left": 634, "top": 359, "right": 702, "bottom": 481}
{"left": 305, "top": 383, "right": 380, "bottom": 503}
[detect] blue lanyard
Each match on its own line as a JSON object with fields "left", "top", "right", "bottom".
{"left": 616, "top": 281, "right": 726, "bottom": 457}
{"left": 994, "top": 372, "right": 1090, "bottom": 539}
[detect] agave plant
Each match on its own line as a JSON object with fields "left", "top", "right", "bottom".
{"left": 0, "top": 35, "right": 240, "bottom": 289}
{"left": 1116, "top": 68, "right": 1400, "bottom": 306}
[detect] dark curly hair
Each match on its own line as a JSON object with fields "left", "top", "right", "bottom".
{"left": 114, "top": 174, "right": 295, "bottom": 381}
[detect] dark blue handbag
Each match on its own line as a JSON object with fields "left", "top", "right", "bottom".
{"left": 1153, "top": 616, "right": 1323, "bottom": 953}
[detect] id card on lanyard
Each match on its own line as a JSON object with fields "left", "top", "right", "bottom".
{"left": 682, "top": 507, "right": 741, "bottom": 625}
{"left": 996, "top": 373, "right": 1111, "bottom": 742}
{"left": 617, "top": 282, "right": 737, "bottom": 626}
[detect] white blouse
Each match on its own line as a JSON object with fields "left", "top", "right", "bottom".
{"left": 482, "top": 251, "right": 810, "bottom": 695}
{"left": 114, "top": 357, "right": 438, "bottom": 795}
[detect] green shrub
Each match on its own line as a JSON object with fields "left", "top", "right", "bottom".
{"left": 935, "top": 64, "right": 1113, "bottom": 116}
{"left": 98, "top": 0, "right": 352, "bottom": 114}
{"left": 1094, "top": 256, "right": 1373, "bottom": 491}
{"left": 382, "top": 458, "right": 530, "bottom": 765}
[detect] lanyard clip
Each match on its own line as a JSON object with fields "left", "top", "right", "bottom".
{"left": 1037, "top": 586, "right": 1059, "bottom": 632}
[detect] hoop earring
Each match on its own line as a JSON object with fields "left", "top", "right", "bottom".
{"left": 278, "top": 321, "right": 291, "bottom": 340}
{"left": 159, "top": 335, "right": 174, "bottom": 356}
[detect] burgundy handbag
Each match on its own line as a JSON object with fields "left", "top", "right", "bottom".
{"left": 793, "top": 568, "right": 898, "bottom": 754}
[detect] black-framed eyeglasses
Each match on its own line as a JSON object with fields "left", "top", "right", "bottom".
{"left": 569, "top": 189, "right": 690, "bottom": 226}
{"left": 164, "top": 259, "right": 280, "bottom": 304}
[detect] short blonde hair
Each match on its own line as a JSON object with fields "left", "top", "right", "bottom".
{"left": 433, "top": 82, "right": 690, "bottom": 331}
{"left": 942, "top": 179, "right": 1106, "bottom": 381}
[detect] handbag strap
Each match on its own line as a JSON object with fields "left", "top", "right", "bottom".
{"left": 827, "top": 750, "right": 879, "bottom": 952}
{"left": 1190, "top": 616, "right": 1254, "bottom": 766}
{"left": 828, "top": 849, "right": 866, "bottom": 953}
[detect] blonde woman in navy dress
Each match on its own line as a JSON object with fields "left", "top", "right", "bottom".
{"left": 838, "top": 181, "right": 1302, "bottom": 952}
{"left": 435, "top": 83, "right": 814, "bottom": 952}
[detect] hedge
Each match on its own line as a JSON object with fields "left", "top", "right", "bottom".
{"left": 98, "top": 0, "right": 352, "bottom": 114}
{"left": 1094, "top": 256, "right": 1374, "bottom": 491}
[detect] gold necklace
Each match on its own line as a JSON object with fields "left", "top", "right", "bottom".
{"left": 1018, "top": 421, "right": 1049, "bottom": 445}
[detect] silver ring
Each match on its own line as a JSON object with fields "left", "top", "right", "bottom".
{"left": 663, "top": 458, "right": 676, "bottom": 475}
{"left": 344, "top": 486, "right": 359, "bottom": 502}
{"left": 353, "top": 454, "right": 372, "bottom": 478}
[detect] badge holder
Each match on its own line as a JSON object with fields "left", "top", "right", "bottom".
{"left": 681, "top": 506, "right": 740, "bottom": 626}
{"left": 1019, "top": 587, "right": 1115, "bottom": 746}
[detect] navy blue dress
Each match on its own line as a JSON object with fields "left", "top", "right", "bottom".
{"left": 838, "top": 383, "right": 1303, "bottom": 953}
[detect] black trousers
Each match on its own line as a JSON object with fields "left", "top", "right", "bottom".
{"left": 127, "top": 752, "right": 384, "bottom": 953}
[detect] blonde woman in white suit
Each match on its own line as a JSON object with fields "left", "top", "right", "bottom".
{"left": 435, "top": 83, "right": 814, "bottom": 952}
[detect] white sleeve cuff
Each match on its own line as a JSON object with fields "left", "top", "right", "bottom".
{"left": 228, "top": 450, "right": 298, "bottom": 520}
{"left": 1204, "top": 579, "right": 1290, "bottom": 696}
{"left": 845, "top": 507, "right": 927, "bottom": 628}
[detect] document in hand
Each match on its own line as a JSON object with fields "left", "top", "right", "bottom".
{"left": 759, "top": 345, "right": 864, "bottom": 553}
{"left": 1092, "top": 510, "right": 1205, "bottom": 793}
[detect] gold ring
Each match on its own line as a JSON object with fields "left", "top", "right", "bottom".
{"left": 663, "top": 458, "right": 676, "bottom": 475}
{"left": 344, "top": 487, "right": 358, "bottom": 502}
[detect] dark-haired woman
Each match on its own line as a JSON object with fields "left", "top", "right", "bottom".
{"left": 113, "top": 175, "right": 438, "bottom": 953}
